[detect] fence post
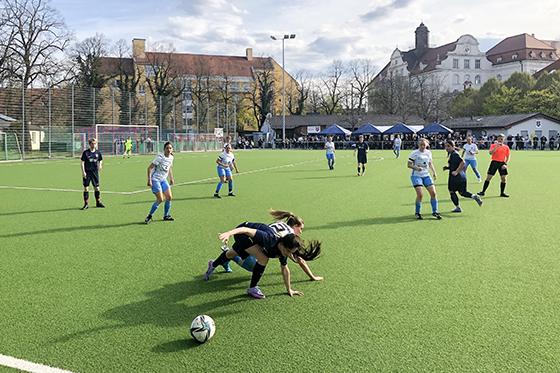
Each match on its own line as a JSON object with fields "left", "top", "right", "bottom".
{"left": 48, "top": 85, "right": 52, "bottom": 158}
{"left": 172, "top": 95, "right": 176, "bottom": 136}
{"left": 111, "top": 87, "right": 115, "bottom": 124}
{"left": 71, "top": 84, "right": 75, "bottom": 157}
{"left": 206, "top": 97, "right": 209, "bottom": 134}
{"left": 92, "top": 87, "right": 96, "bottom": 125}
{"left": 21, "top": 82, "right": 25, "bottom": 159}
{"left": 129, "top": 91, "right": 132, "bottom": 125}
{"left": 159, "top": 95, "right": 163, "bottom": 134}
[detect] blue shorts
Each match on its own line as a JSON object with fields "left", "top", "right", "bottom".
{"left": 217, "top": 166, "right": 232, "bottom": 178}
{"left": 464, "top": 159, "right": 478, "bottom": 169}
{"left": 326, "top": 153, "right": 335, "bottom": 160}
{"left": 411, "top": 175, "right": 433, "bottom": 188}
{"left": 151, "top": 179, "right": 170, "bottom": 194}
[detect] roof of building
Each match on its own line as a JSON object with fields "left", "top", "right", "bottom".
{"left": 402, "top": 41, "right": 458, "bottom": 74}
{"left": 534, "top": 59, "right": 560, "bottom": 77}
{"left": 443, "top": 113, "right": 560, "bottom": 129}
{"left": 486, "top": 34, "right": 555, "bottom": 56}
{"left": 98, "top": 57, "right": 135, "bottom": 76}
{"left": 270, "top": 114, "right": 426, "bottom": 130}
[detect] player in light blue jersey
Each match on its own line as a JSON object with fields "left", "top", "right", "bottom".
{"left": 325, "top": 136, "right": 335, "bottom": 170}
{"left": 461, "top": 136, "right": 482, "bottom": 182}
{"left": 214, "top": 143, "right": 239, "bottom": 198}
{"left": 408, "top": 138, "right": 441, "bottom": 220}
{"left": 145, "top": 142, "right": 175, "bottom": 224}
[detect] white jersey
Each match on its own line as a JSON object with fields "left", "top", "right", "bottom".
{"left": 394, "top": 138, "right": 402, "bottom": 147}
{"left": 151, "top": 153, "right": 174, "bottom": 181}
{"left": 217, "top": 151, "right": 235, "bottom": 169}
{"left": 325, "top": 141, "right": 335, "bottom": 154}
{"left": 268, "top": 222, "right": 295, "bottom": 238}
{"left": 409, "top": 149, "right": 432, "bottom": 177}
{"left": 462, "top": 143, "right": 478, "bottom": 160}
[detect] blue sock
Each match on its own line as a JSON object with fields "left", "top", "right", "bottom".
{"left": 164, "top": 200, "right": 171, "bottom": 216}
{"left": 415, "top": 201, "right": 421, "bottom": 214}
{"left": 149, "top": 201, "right": 160, "bottom": 216}
{"left": 228, "top": 180, "right": 233, "bottom": 193}
{"left": 215, "top": 182, "right": 223, "bottom": 193}
{"left": 430, "top": 198, "right": 438, "bottom": 213}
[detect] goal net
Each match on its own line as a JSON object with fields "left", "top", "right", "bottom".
{"left": 92, "top": 124, "right": 160, "bottom": 155}
{"left": 0, "top": 131, "right": 23, "bottom": 161}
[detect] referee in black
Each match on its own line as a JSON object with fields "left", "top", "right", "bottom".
{"left": 354, "top": 135, "right": 369, "bottom": 176}
{"left": 80, "top": 138, "right": 105, "bottom": 209}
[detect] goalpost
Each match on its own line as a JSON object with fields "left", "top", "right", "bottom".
{"left": 0, "top": 132, "right": 23, "bottom": 161}
{"left": 94, "top": 124, "right": 160, "bottom": 156}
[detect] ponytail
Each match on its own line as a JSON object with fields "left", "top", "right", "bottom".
{"left": 295, "top": 240, "right": 322, "bottom": 261}
{"left": 269, "top": 209, "right": 304, "bottom": 227}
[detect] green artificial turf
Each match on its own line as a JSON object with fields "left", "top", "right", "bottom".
{"left": 1, "top": 149, "right": 560, "bottom": 372}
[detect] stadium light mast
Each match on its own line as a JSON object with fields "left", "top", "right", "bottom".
{"left": 270, "top": 34, "right": 296, "bottom": 146}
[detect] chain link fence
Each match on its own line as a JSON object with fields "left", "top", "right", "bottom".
{"left": 0, "top": 83, "right": 232, "bottom": 161}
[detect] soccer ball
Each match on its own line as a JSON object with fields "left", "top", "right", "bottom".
{"left": 190, "top": 315, "right": 216, "bottom": 343}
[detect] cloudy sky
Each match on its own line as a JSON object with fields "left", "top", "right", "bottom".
{"left": 53, "top": 0, "right": 560, "bottom": 74}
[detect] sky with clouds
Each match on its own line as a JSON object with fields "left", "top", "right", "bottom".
{"left": 53, "top": 0, "right": 560, "bottom": 75}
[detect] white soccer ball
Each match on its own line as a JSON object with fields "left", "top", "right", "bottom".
{"left": 190, "top": 315, "right": 216, "bottom": 343}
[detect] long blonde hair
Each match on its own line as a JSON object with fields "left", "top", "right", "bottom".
{"left": 269, "top": 209, "right": 304, "bottom": 227}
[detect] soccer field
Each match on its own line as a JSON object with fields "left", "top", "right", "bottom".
{"left": 1, "top": 149, "right": 560, "bottom": 372}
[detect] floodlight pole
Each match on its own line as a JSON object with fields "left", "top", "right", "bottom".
{"left": 271, "top": 34, "right": 296, "bottom": 146}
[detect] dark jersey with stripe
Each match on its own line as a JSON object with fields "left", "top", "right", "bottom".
{"left": 81, "top": 149, "right": 102, "bottom": 172}
{"left": 447, "top": 151, "right": 466, "bottom": 181}
{"left": 356, "top": 142, "right": 368, "bottom": 157}
{"left": 243, "top": 222, "right": 294, "bottom": 266}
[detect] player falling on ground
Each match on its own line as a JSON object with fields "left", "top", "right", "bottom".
{"left": 325, "top": 135, "right": 336, "bottom": 170}
{"left": 216, "top": 210, "right": 323, "bottom": 281}
{"left": 443, "top": 140, "right": 483, "bottom": 213}
{"left": 204, "top": 211, "right": 322, "bottom": 299}
{"left": 461, "top": 136, "right": 481, "bottom": 182}
{"left": 80, "top": 138, "right": 105, "bottom": 210}
{"left": 123, "top": 137, "right": 133, "bottom": 158}
{"left": 145, "top": 142, "right": 175, "bottom": 224}
{"left": 478, "top": 134, "right": 511, "bottom": 198}
{"left": 354, "top": 135, "right": 369, "bottom": 176}
{"left": 408, "top": 138, "right": 441, "bottom": 220}
{"left": 214, "top": 143, "right": 239, "bottom": 198}
{"left": 393, "top": 135, "right": 402, "bottom": 158}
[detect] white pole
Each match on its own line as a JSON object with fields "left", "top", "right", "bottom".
{"left": 92, "top": 88, "right": 96, "bottom": 125}
{"left": 22, "top": 82, "right": 25, "bottom": 159}
{"left": 282, "top": 38, "right": 286, "bottom": 146}
{"left": 71, "top": 84, "right": 75, "bottom": 157}
{"left": 129, "top": 92, "right": 132, "bottom": 125}
{"left": 48, "top": 85, "right": 52, "bottom": 158}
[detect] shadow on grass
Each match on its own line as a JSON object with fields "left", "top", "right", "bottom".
{"left": 0, "top": 221, "right": 144, "bottom": 238}
{"left": 306, "top": 215, "right": 414, "bottom": 230}
{"left": 0, "top": 207, "right": 82, "bottom": 217}
{"left": 53, "top": 276, "right": 251, "bottom": 349}
{"left": 400, "top": 195, "right": 502, "bottom": 207}
{"left": 152, "top": 338, "right": 201, "bottom": 352}
{"left": 293, "top": 175, "right": 356, "bottom": 180}
{"left": 121, "top": 196, "right": 216, "bottom": 205}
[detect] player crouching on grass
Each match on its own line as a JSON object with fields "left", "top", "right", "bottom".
{"left": 443, "top": 140, "right": 483, "bottom": 213}
{"left": 215, "top": 210, "right": 323, "bottom": 282}
{"left": 204, "top": 211, "right": 322, "bottom": 299}
{"left": 145, "top": 142, "right": 175, "bottom": 224}
{"left": 81, "top": 138, "right": 105, "bottom": 209}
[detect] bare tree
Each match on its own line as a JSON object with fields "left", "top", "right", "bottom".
{"left": 349, "top": 59, "right": 376, "bottom": 114}
{"left": 215, "top": 74, "right": 235, "bottom": 132}
{"left": 287, "top": 70, "right": 311, "bottom": 115}
{"left": 5, "top": 0, "right": 73, "bottom": 87}
{"left": 143, "top": 42, "right": 187, "bottom": 129}
{"left": 71, "top": 33, "right": 111, "bottom": 88}
{"left": 250, "top": 59, "right": 275, "bottom": 128}
{"left": 410, "top": 73, "right": 450, "bottom": 122}
{"left": 0, "top": 5, "right": 17, "bottom": 84}
{"left": 318, "top": 60, "right": 345, "bottom": 115}
{"left": 190, "top": 58, "right": 213, "bottom": 131}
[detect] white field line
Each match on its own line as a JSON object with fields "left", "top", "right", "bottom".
{"left": 0, "top": 354, "right": 74, "bottom": 373}
{"left": 0, "top": 157, "right": 333, "bottom": 195}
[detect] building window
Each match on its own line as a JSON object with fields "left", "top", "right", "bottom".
{"left": 529, "top": 51, "right": 535, "bottom": 58}
{"left": 512, "top": 53, "right": 518, "bottom": 60}
{"left": 464, "top": 59, "right": 470, "bottom": 69}
{"left": 475, "top": 59, "right": 481, "bottom": 69}
{"left": 475, "top": 75, "right": 481, "bottom": 85}
{"left": 540, "top": 51, "right": 546, "bottom": 58}
{"left": 454, "top": 74, "right": 460, "bottom": 84}
{"left": 497, "top": 74, "right": 502, "bottom": 81}
{"left": 496, "top": 57, "right": 503, "bottom": 63}
{"left": 453, "top": 58, "right": 459, "bottom": 69}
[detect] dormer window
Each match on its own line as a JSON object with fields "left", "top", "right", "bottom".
{"left": 529, "top": 51, "right": 534, "bottom": 58}
{"left": 540, "top": 52, "right": 546, "bottom": 58}
{"left": 550, "top": 52, "right": 555, "bottom": 58}
{"left": 496, "top": 57, "right": 503, "bottom": 63}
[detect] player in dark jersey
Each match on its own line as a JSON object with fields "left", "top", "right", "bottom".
{"left": 204, "top": 210, "right": 321, "bottom": 299}
{"left": 80, "top": 138, "right": 105, "bottom": 209}
{"left": 354, "top": 135, "right": 369, "bottom": 176}
{"left": 443, "top": 140, "right": 483, "bottom": 212}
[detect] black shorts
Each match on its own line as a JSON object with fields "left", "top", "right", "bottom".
{"left": 231, "top": 223, "right": 253, "bottom": 260}
{"left": 448, "top": 177, "right": 467, "bottom": 193}
{"left": 487, "top": 160, "right": 508, "bottom": 176}
{"left": 357, "top": 155, "right": 367, "bottom": 164}
{"left": 83, "top": 171, "right": 100, "bottom": 187}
